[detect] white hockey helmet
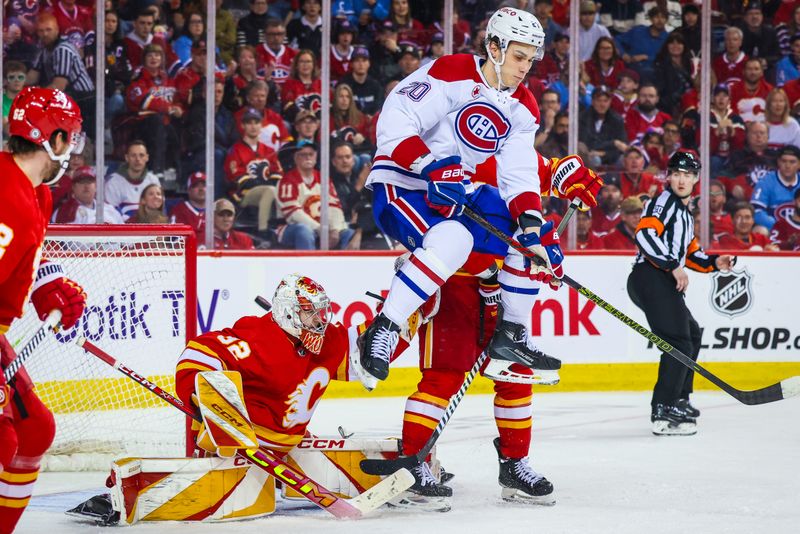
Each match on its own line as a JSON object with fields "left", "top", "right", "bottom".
{"left": 485, "top": 7, "right": 546, "bottom": 62}
{"left": 272, "top": 274, "right": 332, "bottom": 354}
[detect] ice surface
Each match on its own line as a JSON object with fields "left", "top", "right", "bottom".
{"left": 19, "top": 391, "right": 800, "bottom": 533}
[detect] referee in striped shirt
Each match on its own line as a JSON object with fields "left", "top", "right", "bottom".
{"left": 627, "top": 151, "right": 736, "bottom": 436}
{"left": 28, "top": 13, "right": 95, "bottom": 136}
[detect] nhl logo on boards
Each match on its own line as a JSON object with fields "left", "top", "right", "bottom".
{"left": 710, "top": 269, "right": 753, "bottom": 318}
{"left": 455, "top": 102, "right": 511, "bottom": 153}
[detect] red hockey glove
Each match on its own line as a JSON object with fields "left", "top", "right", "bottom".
{"left": 30, "top": 262, "right": 87, "bottom": 329}
{"left": 518, "top": 221, "right": 564, "bottom": 290}
{"left": 550, "top": 155, "right": 603, "bottom": 210}
{"left": 423, "top": 156, "right": 469, "bottom": 218}
{"left": 0, "top": 372, "right": 10, "bottom": 409}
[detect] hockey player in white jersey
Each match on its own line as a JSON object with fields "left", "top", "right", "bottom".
{"left": 359, "top": 8, "right": 602, "bottom": 384}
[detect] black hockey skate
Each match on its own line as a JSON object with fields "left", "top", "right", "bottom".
{"left": 484, "top": 319, "right": 561, "bottom": 385}
{"left": 651, "top": 403, "right": 697, "bottom": 436}
{"left": 357, "top": 313, "right": 400, "bottom": 380}
{"left": 389, "top": 462, "right": 452, "bottom": 512}
{"left": 676, "top": 397, "right": 701, "bottom": 418}
{"left": 65, "top": 493, "right": 120, "bottom": 525}
{"left": 494, "top": 438, "right": 555, "bottom": 505}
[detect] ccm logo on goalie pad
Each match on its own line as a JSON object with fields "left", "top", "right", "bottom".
{"left": 455, "top": 102, "right": 511, "bottom": 153}
{"left": 298, "top": 438, "right": 347, "bottom": 449}
{"left": 211, "top": 403, "right": 247, "bottom": 428}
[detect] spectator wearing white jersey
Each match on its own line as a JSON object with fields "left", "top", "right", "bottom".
{"left": 52, "top": 167, "right": 124, "bottom": 225}
{"left": 105, "top": 140, "right": 161, "bottom": 220}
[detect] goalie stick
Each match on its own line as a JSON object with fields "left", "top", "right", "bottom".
{"left": 361, "top": 200, "right": 582, "bottom": 476}
{"left": 4, "top": 310, "right": 62, "bottom": 382}
{"left": 462, "top": 205, "right": 800, "bottom": 406}
{"left": 76, "top": 337, "right": 414, "bottom": 519}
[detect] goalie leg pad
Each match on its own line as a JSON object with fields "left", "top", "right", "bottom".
{"left": 195, "top": 371, "right": 258, "bottom": 455}
{"left": 105, "top": 456, "right": 275, "bottom": 524}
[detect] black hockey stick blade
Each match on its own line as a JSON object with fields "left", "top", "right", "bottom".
{"left": 462, "top": 205, "right": 800, "bottom": 406}
{"left": 361, "top": 454, "right": 420, "bottom": 476}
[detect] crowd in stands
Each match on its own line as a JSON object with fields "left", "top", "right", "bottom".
{"left": 2, "top": 0, "right": 799, "bottom": 251}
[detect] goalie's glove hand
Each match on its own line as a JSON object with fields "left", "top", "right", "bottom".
{"left": 423, "top": 156, "right": 469, "bottom": 218}
{"left": 518, "top": 221, "right": 564, "bottom": 290}
{"left": 30, "top": 262, "right": 86, "bottom": 329}
{"left": 550, "top": 155, "right": 603, "bottom": 210}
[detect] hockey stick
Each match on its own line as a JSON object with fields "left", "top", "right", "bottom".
{"left": 76, "top": 337, "right": 414, "bottom": 519}
{"left": 361, "top": 201, "right": 582, "bottom": 476}
{"left": 461, "top": 205, "right": 800, "bottom": 406}
{"left": 4, "top": 310, "right": 62, "bottom": 382}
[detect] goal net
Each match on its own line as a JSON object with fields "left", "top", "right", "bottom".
{"left": 5, "top": 225, "right": 197, "bottom": 471}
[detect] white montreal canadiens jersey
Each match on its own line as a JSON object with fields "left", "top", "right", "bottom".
{"left": 367, "top": 54, "right": 544, "bottom": 210}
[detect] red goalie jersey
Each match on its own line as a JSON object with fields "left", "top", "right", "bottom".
{"left": 175, "top": 313, "right": 361, "bottom": 452}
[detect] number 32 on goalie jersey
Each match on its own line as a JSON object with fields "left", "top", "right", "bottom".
{"left": 217, "top": 335, "right": 252, "bottom": 360}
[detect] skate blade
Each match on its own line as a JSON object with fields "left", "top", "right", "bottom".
{"left": 483, "top": 365, "right": 560, "bottom": 386}
{"left": 652, "top": 421, "right": 697, "bottom": 436}
{"left": 388, "top": 492, "right": 452, "bottom": 512}
{"left": 500, "top": 487, "right": 556, "bottom": 506}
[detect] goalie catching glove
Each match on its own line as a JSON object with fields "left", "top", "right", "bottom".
{"left": 193, "top": 371, "right": 258, "bottom": 457}
{"left": 518, "top": 221, "right": 563, "bottom": 290}
{"left": 422, "top": 156, "right": 471, "bottom": 218}
{"left": 549, "top": 155, "right": 603, "bottom": 210}
{"left": 30, "top": 261, "right": 86, "bottom": 329}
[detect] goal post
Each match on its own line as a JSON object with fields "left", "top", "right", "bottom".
{"left": 5, "top": 225, "right": 197, "bottom": 470}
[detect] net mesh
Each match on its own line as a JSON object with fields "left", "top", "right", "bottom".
{"left": 5, "top": 230, "right": 191, "bottom": 470}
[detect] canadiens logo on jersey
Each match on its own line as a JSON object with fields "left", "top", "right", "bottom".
{"left": 455, "top": 102, "right": 511, "bottom": 153}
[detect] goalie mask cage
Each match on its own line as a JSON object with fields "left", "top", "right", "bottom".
{"left": 5, "top": 225, "right": 197, "bottom": 471}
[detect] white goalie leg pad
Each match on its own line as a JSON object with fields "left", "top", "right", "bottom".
{"left": 284, "top": 436, "right": 417, "bottom": 500}
{"left": 109, "top": 456, "right": 275, "bottom": 524}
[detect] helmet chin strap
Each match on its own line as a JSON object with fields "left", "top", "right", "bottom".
{"left": 42, "top": 139, "right": 78, "bottom": 186}
{"left": 485, "top": 43, "right": 510, "bottom": 91}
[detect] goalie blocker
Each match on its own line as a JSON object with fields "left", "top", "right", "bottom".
{"left": 68, "top": 436, "right": 433, "bottom": 524}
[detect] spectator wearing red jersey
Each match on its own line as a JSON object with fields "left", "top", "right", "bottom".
{"left": 613, "top": 146, "right": 663, "bottom": 198}
{"left": 48, "top": 0, "right": 94, "bottom": 54}
{"left": 124, "top": 8, "right": 180, "bottom": 76}
{"left": 389, "top": 0, "right": 427, "bottom": 48}
{"left": 52, "top": 167, "right": 124, "bottom": 224}
{"left": 770, "top": 188, "right": 800, "bottom": 250}
{"left": 624, "top": 83, "right": 671, "bottom": 142}
{"left": 552, "top": 0, "right": 570, "bottom": 27}
{"left": 225, "top": 108, "right": 284, "bottom": 236}
{"left": 173, "top": 39, "right": 209, "bottom": 111}
{"left": 213, "top": 198, "right": 255, "bottom": 250}
{"left": 591, "top": 175, "right": 623, "bottom": 236}
{"left": 125, "top": 43, "right": 182, "bottom": 179}
{"left": 256, "top": 19, "right": 297, "bottom": 87}
{"left": 233, "top": 79, "right": 290, "bottom": 153}
{"left": 729, "top": 58, "right": 773, "bottom": 122}
{"left": 708, "top": 179, "right": 735, "bottom": 241}
{"left": 282, "top": 49, "right": 323, "bottom": 121}
{"left": 534, "top": 32, "right": 569, "bottom": 86}
{"left": 764, "top": 88, "right": 800, "bottom": 149}
{"left": 331, "top": 83, "right": 372, "bottom": 166}
{"left": 331, "top": 20, "right": 357, "bottom": 81}
{"left": 602, "top": 196, "right": 643, "bottom": 251}
{"left": 641, "top": 131, "right": 668, "bottom": 173}
{"left": 126, "top": 183, "right": 168, "bottom": 224}
{"left": 717, "top": 202, "right": 779, "bottom": 251}
{"left": 276, "top": 141, "right": 354, "bottom": 250}
{"left": 584, "top": 37, "right": 626, "bottom": 88}
{"left": 611, "top": 68, "right": 639, "bottom": 117}
{"left": 712, "top": 26, "right": 747, "bottom": 87}
{"left": 169, "top": 172, "right": 206, "bottom": 236}
{"left": 575, "top": 210, "right": 605, "bottom": 250}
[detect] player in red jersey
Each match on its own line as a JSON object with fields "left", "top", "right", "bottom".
{"left": 0, "top": 87, "right": 87, "bottom": 534}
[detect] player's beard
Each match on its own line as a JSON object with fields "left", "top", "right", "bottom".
{"left": 44, "top": 158, "right": 63, "bottom": 183}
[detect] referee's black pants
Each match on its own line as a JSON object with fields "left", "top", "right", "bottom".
{"left": 627, "top": 262, "right": 702, "bottom": 410}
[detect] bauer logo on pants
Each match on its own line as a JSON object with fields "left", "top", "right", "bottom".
{"left": 710, "top": 269, "right": 753, "bottom": 318}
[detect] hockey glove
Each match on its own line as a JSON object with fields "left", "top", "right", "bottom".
{"left": 423, "top": 156, "right": 470, "bottom": 218}
{"left": 518, "top": 221, "right": 564, "bottom": 290}
{"left": 550, "top": 155, "right": 603, "bottom": 210}
{"left": 30, "top": 262, "right": 86, "bottom": 329}
{"left": 0, "top": 370, "right": 10, "bottom": 409}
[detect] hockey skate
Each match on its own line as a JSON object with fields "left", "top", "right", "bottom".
{"left": 676, "top": 397, "right": 701, "bottom": 418}
{"left": 357, "top": 313, "right": 401, "bottom": 380}
{"left": 651, "top": 403, "right": 697, "bottom": 436}
{"left": 494, "top": 438, "right": 555, "bottom": 505}
{"left": 484, "top": 318, "right": 561, "bottom": 385}
{"left": 389, "top": 462, "right": 452, "bottom": 512}
{"left": 65, "top": 493, "right": 120, "bottom": 525}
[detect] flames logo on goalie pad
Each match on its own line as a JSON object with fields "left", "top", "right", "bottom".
{"left": 455, "top": 102, "right": 511, "bottom": 153}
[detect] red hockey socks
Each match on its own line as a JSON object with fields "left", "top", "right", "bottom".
{"left": 493, "top": 381, "right": 533, "bottom": 459}
{"left": 401, "top": 369, "right": 463, "bottom": 455}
